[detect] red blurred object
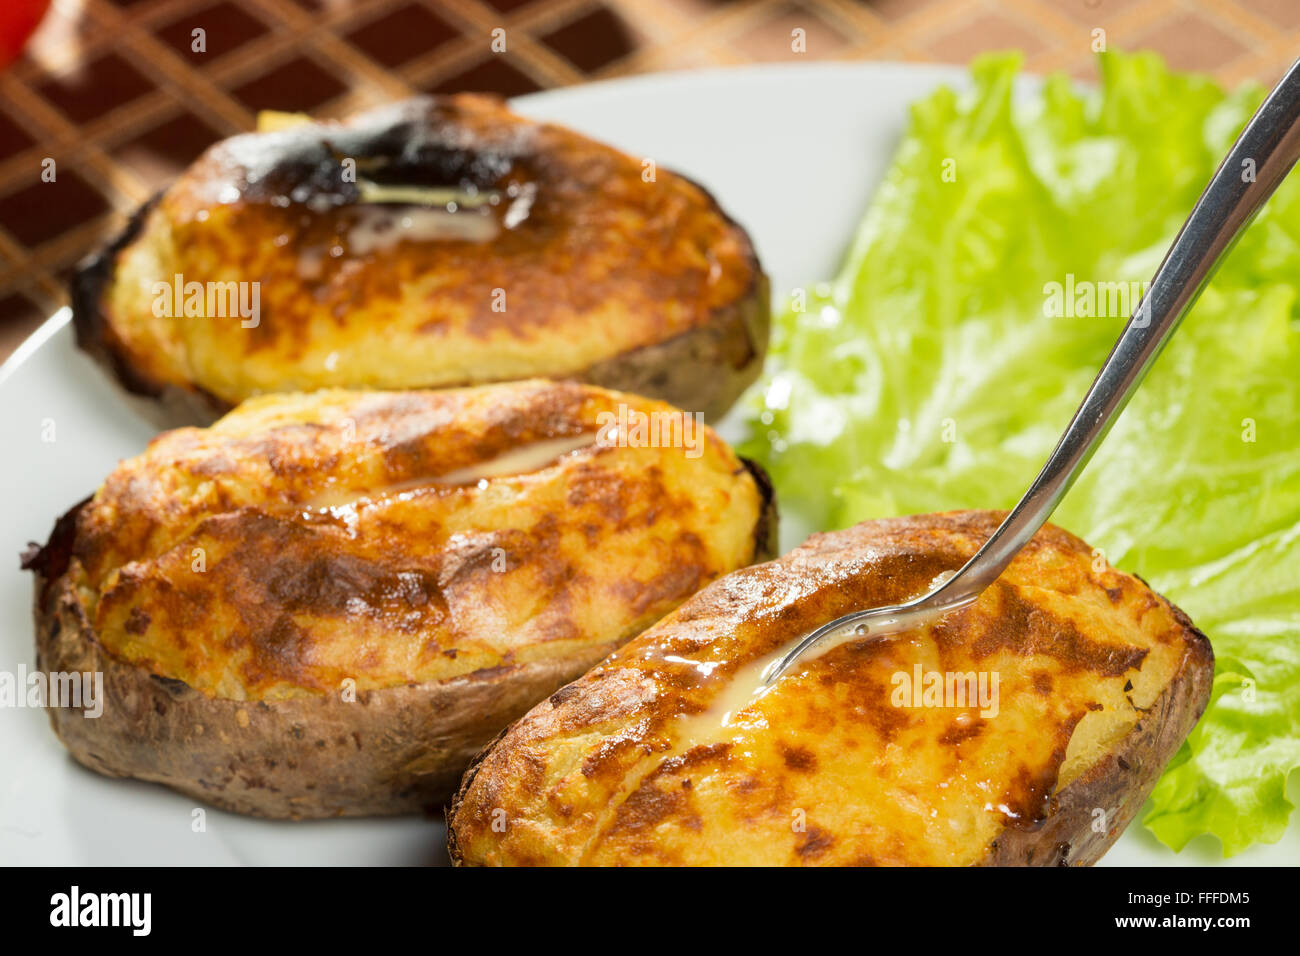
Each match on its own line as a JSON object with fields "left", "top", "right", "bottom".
{"left": 0, "top": 0, "right": 50, "bottom": 70}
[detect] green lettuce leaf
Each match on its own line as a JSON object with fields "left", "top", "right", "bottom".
{"left": 740, "top": 51, "right": 1300, "bottom": 855}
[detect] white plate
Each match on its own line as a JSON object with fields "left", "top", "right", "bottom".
{"left": 1, "top": 63, "right": 1296, "bottom": 866}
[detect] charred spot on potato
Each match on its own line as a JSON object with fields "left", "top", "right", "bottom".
{"left": 610, "top": 781, "right": 689, "bottom": 835}
{"left": 548, "top": 684, "right": 580, "bottom": 708}
{"left": 938, "top": 718, "right": 985, "bottom": 745}
{"left": 973, "top": 584, "right": 1150, "bottom": 677}
{"left": 778, "top": 742, "right": 817, "bottom": 772}
{"left": 215, "top": 100, "right": 519, "bottom": 209}
{"left": 796, "top": 825, "right": 835, "bottom": 860}
{"left": 149, "top": 674, "right": 191, "bottom": 695}
{"left": 22, "top": 499, "right": 89, "bottom": 604}
{"left": 124, "top": 607, "right": 151, "bottom": 635}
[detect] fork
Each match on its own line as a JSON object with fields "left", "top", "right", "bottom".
{"left": 761, "top": 56, "right": 1300, "bottom": 687}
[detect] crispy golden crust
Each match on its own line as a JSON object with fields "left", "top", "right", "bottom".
{"left": 447, "top": 511, "right": 1213, "bottom": 866}
{"left": 72, "top": 95, "right": 768, "bottom": 426}
{"left": 25, "top": 381, "right": 777, "bottom": 818}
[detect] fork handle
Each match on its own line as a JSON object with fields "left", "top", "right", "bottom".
{"left": 934, "top": 56, "right": 1300, "bottom": 609}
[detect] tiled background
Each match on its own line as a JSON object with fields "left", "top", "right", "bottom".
{"left": 0, "top": 0, "right": 1295, "bottom": 361}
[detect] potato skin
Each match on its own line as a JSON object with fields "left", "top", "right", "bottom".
{"left": 25, "top": 382, "right": 777, "bottom": 819}
{"left": 71, "top": 95, "right": 769, "bottom": 428}
{"left": 979, "top": 594, "right": 1210, "bottom": 866}
{"left": 448, "top": 511, "right": 1213, "bottom": 866}
{"left": 33, "top": 544, "right": 607, "bottom": 818}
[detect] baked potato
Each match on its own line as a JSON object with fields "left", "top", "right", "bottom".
{"left": 71, "top": 95, "right": 769, "bottom": 427}
{"left": 24, "top": 380, "right": 776, "bottom": 819}
{"left": 448, "top": 511, "right": 1213, "bottom": 866}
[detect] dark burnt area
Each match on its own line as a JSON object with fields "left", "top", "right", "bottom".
{"left": 611, "top": 536, "right": 708, "bottom": 618}
{"left": 778, "top": 741, "right": 817, "bottom": 773}
{"left": 149, "top": 673, "right": 193, "bottom": 696}
{"left": 577, "top": 727, "right": 673, "bottom": 784}
{"left": 961, "top": 582, "right": 1150, "bottom": 677}
{"left": 21, "top": 497, "right": 91, "bottom": 605}
{"left": 69, "top": 194, "right": 168, "bottom": 399}
{"left": 741, "top": 456, "right": 779, "bottom": 561}
{"left": 215, "top": 98, "right": 522, "bottom": 208}
{"left": 124, "top": 606, "right": 151, "bottom": 635}
{"left": 937, "top": 717, "right": 985, "bottom": 746}
{"left": 171, "top": 510, "right": 451, "bottom": 689}
{"left": 603, "top": 745, "right": 730, "bottom": 839}
{"left": 795, "top": 824, "right": 835, "bottom": 860}
{"left": 263, "top": 549, "right": 446, "bottom": 622}
{"left": 813, "top": 665, "right": 911, "bottom": 743}
{"left": 608, "top": 781, "right": 691, "bottom": 835}
{"left": 548, "top": 683, "right": 581, "bottom": 708}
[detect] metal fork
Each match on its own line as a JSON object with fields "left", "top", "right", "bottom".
{"left": 761, "top": 56, "right": 1300, "bottom": 687}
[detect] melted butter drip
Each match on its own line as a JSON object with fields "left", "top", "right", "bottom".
{"left": 303, "top": 433, "right": 597, "bottom": 517}
{"left": 345, "top": 205, "right": 500, "bottom": 253}
{"left": 654, "top": 570, "right": 963, "bottom": 758}
{"left": 638, "top": 567, "right": 1052, "bottom": 833}
{"left": 355, "top": 181, "right": 499, "bottom": 208}
{"left": 434, "top": 433, "right": 596, "bottom": 484}
{"left": 294, "top": 203, "right": 501, "bottom": 280}
{"left": 255, "top": 110, "right": 312, "bottom": 133}
{"left": 663, "top": 648, "right": 786, "bottom": 756}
